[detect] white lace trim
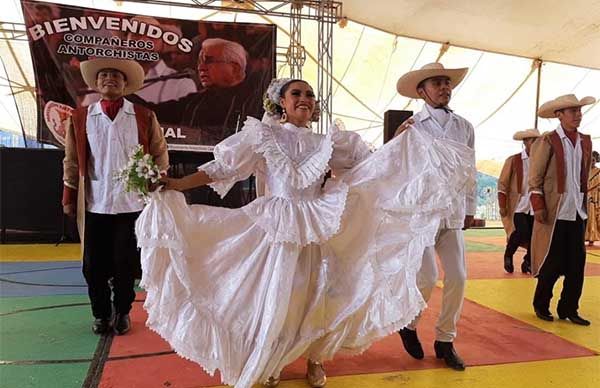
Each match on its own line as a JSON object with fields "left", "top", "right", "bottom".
{"left": 242, "top": 180, "right": 349, "bottom": 246}
{"left": 200, "top": 160, "right": 236, "bottom": 199}
{"left": 257, "top": 123, "right": 334, "bottom": 190}
{"left": 200, "top": 117, "right": 265, "bottom": 198}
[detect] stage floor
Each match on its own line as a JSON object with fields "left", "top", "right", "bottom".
{"left": 1, "top": 229, "right": 599, "bottom": 388}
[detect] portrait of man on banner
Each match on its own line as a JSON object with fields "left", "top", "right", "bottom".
{"left": 21, "top": 0, "right": 276, "bottom": 152}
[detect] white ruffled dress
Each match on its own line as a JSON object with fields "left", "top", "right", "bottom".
{"left": 135, "top": 117, "right": 475, "bottom": 388}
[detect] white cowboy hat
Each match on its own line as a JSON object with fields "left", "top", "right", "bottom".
{"left": 396, "top": 62, "right": 468, "bottom": 98}
{"left": 538, "top": 94, "right": 596, "bottom": 119}
{"left": 80, "top": 58, "right": 145, "bottom": 95}
{"left": 513, "top": 128, "right": 541, "bottom": 141}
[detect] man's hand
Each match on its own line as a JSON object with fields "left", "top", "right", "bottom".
{"left": 534, "top": 209, "right": 547, "bottom": 224}
{"left": 462, "top": 215, "right": 474, "bottom": 230}
{"left": 499, "top": 207, "right": 507, "bottom": 217}
{"left": 63, "top": 204, "right": 76, "bottom": 218}
{"left": 394, "top": 117, "right": 415, "bottom": 137}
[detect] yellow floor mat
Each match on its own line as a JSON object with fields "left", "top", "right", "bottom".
{"left": 0, "top": 244, "right": 81, "bottom": 262}
{"left": 465, "top": 277, "right": 600, "bottom": 352}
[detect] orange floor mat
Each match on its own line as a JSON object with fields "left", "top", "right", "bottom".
{"left": 100, "top": 287, "right": 596, "bottom": 387}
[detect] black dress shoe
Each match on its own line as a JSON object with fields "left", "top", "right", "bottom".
{"left": 558, "top": 313, "right": 591, "bottom": 326}
{"left": 534, "top": 309, "right": 554, "bottom": 322}
{"left": 92, "top": 318, "right": 111, "bottom": 334}
{"left": 433, "top": 341, "right": 466, "bottom": 371}
{"left": 113, "top": 313, "right": 131, "bottom": 335}
{"left": 521, "top": 260, "right": 531, "bottom": 274}
{"left": 503, "top": 256, "right": 514, "bottom": 273}
{"left": 398, "top": 328, "right": 424, "bottom": 359}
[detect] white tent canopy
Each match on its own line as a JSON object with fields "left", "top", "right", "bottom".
{"left": 342, "top": 0, "right": 600, "bottom": 70}
{"left": 1, "top": 0, "right": 599, "bottom": 174}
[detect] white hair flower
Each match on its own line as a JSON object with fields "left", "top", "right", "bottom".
{"left": 263, "top": 78, "right": 294, "bottom": 116}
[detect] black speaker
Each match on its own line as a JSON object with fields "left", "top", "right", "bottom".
{"left": 384, "top": 110, "right": 413, "bottom": 143}
{"left": 0, "top": 147, "right": 70, "bottom": 242}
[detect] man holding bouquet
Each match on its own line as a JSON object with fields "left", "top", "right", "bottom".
{"left": 62, "top": 58, "right": 169, "bottom": 335}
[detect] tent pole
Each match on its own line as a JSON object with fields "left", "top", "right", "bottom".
{"left": 534, "top": 59, "right": 542, "bottom": 128}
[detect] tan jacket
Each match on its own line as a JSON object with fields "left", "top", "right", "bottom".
{"left": 497, "top": 153, "right": 524, "bottom": 237}
{"left": 528, "top": 130, "right": 592, "bottom": 276}
{"left": 62, "top": 103, "right": 169, "bottom": 254}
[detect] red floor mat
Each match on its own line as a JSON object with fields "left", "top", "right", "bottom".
{"left": 464, "top": 252, "right": 600, "bottom": 279}
{"left": 100, "top": 287, "right": 596, "bottom": 388}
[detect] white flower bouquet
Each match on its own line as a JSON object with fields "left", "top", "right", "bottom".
{"left": 114, "top": 144, "right": 161, "bottom": 200}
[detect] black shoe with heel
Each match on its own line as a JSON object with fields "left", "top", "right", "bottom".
{"left": 534, "top": 309, "right": 554, "bottom": 321}
{"left": 398, "top": 328, "right": 424, "bottom": 359}
{"left": 92, "top": 318, "right": 111, "bottom": 334}
{"left": 433, "top": 341, "right": 466, "bottom": 371}
{"left": 504, "top": 256, "right": 514, "bottom": 273}
{"left": 558, "top": 312, "right": 591, "bottom": 326}
{"left": 113, "top": 313, "right": 131, "bottom": 335}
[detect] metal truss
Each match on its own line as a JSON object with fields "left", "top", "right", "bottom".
{"left": 316, "top": 2, "right": 334, "bottom": 132}
{"left": 0, "top": 22, "right": 27, "bottom": 41}
{"left": 117, "top": 1, "right": 341, "bottom": 22}
{"left": 287, "top": 0, "right": 305, "bottom": 79}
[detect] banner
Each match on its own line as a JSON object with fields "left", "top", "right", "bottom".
{"left": 22, "top": 0, "right": 275, "bottom": 152}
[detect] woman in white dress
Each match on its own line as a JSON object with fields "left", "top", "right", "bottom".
{"left": 135, "top": 78, "right": 475, "bottom": 388}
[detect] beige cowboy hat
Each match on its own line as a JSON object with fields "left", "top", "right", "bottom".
{"left": 396, "top": 62, "right": 468, "bottom": 98}
{"left": 80, "top": 58, "right": 145, "bottom": 95}
{"left": 538, "top": 94, "right": 596, "bottom": 119}
{"left": 513, "top": 128, "right": 541, "bottom": 141}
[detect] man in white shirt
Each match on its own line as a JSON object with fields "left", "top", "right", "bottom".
{"left": 62, "top": 58, "right": 169, "bottom": 335}
{"left": 498, "top": 129, "right": 541, "bottom": 274}
{"left": 395, "top": 63, "right": 476, "bottom": 371}
{"left": 529, "top": 94, "right": 595, "bottom": 326}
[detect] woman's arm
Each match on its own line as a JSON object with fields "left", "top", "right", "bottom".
{"left": 161, "top": 170, "right": 213, "bottom": 192}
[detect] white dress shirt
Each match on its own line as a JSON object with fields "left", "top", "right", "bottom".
{"left": 555, "top": 125, "right": 587, "bottom": 221}
{"left": 411, "top": 103, "right": 477, "bottom": 229}
{"left": 85, "top": 99, "right": 144, "bottom": 214}
{"left": 515, "top": 149, "right": 533, "bottom": 215}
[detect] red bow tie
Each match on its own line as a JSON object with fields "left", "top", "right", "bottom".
{"left": 100, "top": 98, "right": 124, "bottom": 120}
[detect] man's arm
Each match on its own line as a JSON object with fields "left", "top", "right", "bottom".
{"left": 464, "top": 123, "right": 477, "bottom": 228}
{"left": 528, "top": 136, "right": 552, "bottom": 223}
{"left": 147, "top": 111, "right": 169, "bottom": 173}
{"left": 497, "top": 156, "right": 512, "bottom": 217}
{"left": 62, "top": 115, "right": 79, "bottom": 216}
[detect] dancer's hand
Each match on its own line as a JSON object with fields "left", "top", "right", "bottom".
{"left": 499, "top": 207, "right": 507, "bottom": 217}
{"left": 394, "top": 117, "right": 415, "bottom": 137}
{"left": 534, "top": 209, "right": 547, "bottom": 224}
{"left": 159, "top": 177, "right": 182, "bottom": 191}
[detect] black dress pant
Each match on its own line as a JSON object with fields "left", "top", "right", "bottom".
{"left": 504, "top": 213, "right": 534, "bottom": 263}
{"left": 533, "top": 215, "right": 586, "bottom": 316}
{"left": 83, "top": 211, "right": 140, "bottom": 319}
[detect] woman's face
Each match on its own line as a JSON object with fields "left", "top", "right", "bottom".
{"left": 279, "top": 81, "right": 316, "bottom": 126}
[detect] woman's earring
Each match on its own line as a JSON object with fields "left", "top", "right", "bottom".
{"left": 280, "top": 109, "right": 288, "bottom": 123}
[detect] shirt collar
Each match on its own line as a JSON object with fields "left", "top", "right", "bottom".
{"left": 521, "top": 149, "right": 529, "bottom": 160}
{"left": 556, "top": 124, "right": 579, "bottom": 140}
{"left": 419, "top": 103, "right": 454, "bottom": 123}
{"left": 89, "top": 98, "right": 135, "bottom": 116}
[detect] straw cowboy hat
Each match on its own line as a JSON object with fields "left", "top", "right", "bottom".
{"left": 538, "top": 94, "right": 596, "bottom": 119}
{"left": 513, "top": 128, "right": 541, "bottom": 141}
{"left": 80, "top": 58, "right": 145, "bottom": 95}
{"left": 396, "top": 62, "right": 468, "bottom": 98}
